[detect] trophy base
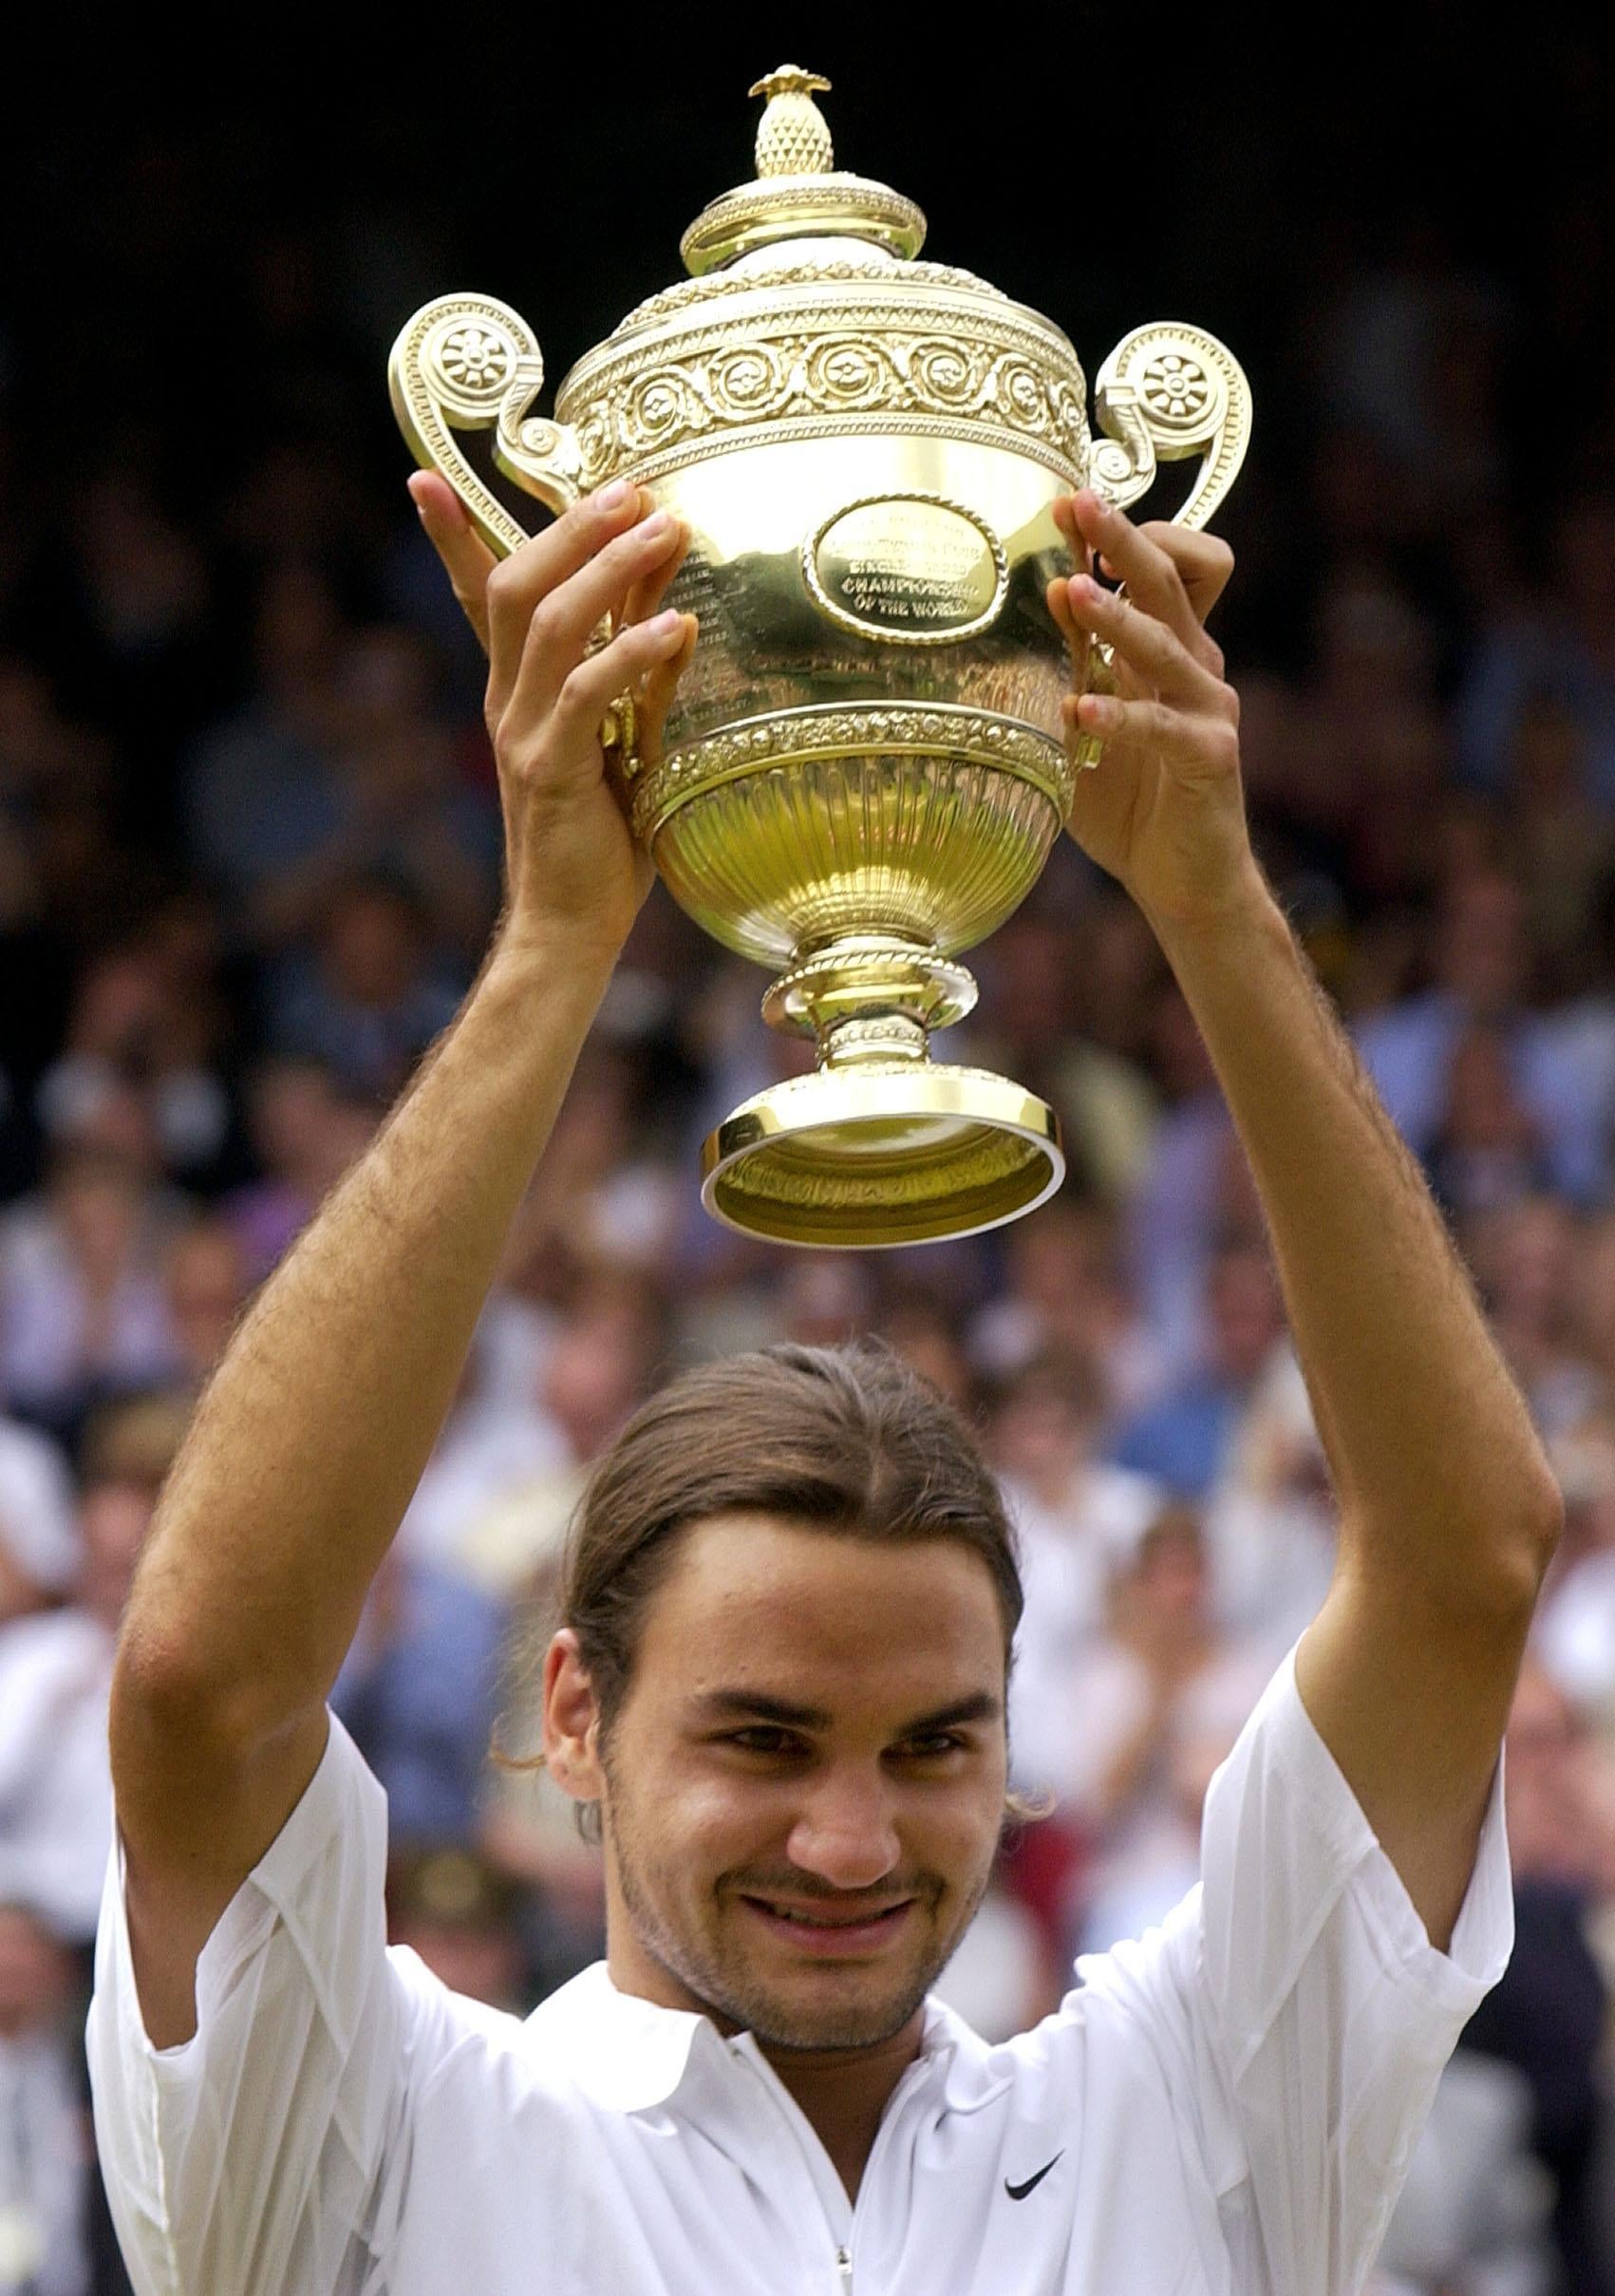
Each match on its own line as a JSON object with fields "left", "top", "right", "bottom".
{"left": 700, "top": 1062, "right": 1064, "bottom": 1248}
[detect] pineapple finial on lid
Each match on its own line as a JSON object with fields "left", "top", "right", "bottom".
{"left": 748, "top": 66, "right": 835, "bottom": 178}
{"left": 679, "top": 66, "right": 925, "bottom": 274}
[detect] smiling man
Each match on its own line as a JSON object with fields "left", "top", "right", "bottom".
{"left": 88, "top": 477, "right": 1560, "bottom": 2296}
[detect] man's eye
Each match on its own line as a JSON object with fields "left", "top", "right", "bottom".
{"left": 724, "top": 1727, "right": 801, "bottom": 1756}
{"left": 899, "top": 1733, "right": 967, "bottom": 1761}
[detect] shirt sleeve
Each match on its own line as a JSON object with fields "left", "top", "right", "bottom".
{"left": 86, "top": 1711, "right": 422, "bottom": 2296}
{"left": 1199, "top": 1645, "right": 1512, "bottom": 2296}
{"left": 1075, "top": 1645, "right": 1513, "bottom": 2296}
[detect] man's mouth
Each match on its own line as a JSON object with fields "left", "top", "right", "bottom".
{"left": 739, "top": 1896, "right": 916, "bottom": 1955}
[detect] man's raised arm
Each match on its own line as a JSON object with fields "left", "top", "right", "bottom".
{"left": 1053, "top": 490, "right": 1562, "bottom": 1949}
{"left": 110, "top": 478, "right": 694, "bottom": 2046}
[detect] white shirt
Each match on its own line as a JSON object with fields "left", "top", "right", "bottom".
{"left": 87, "top": 1650, "right": 1512, "bottom": 2296}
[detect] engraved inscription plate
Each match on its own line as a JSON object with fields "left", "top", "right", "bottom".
{"left": 804, "top": 495, "right": 1008, "bottom": 647}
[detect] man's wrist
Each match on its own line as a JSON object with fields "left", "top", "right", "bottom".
{"left": 1139, "top": 857, "right": 1286, "bottom": 975}
{"left": 481, "top": 918, "right": 622, "bottom": 1017}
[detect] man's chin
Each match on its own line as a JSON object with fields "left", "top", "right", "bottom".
{"left": 749, "top": 2002, "right": 922, "bottom": 2052}
{"left": 714, "top": 1960, "right": 934, "bottom": 2054}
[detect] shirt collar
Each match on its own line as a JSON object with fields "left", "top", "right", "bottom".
{"left": 525, "top": 1962, "right": 997, "bottom": 2117}
{"left": 524, "top": 1964, "right": 712, "bottom": 2112}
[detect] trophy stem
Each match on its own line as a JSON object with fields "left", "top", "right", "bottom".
{"left": 710, "top": 912, "right": 1064, "bottom": 1249}
{"left": 761, "top": 933, "right": 977, "bottom": 1070}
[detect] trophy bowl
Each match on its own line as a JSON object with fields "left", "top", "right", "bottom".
{"left": 389, "top": 66, "right": 1250, "bottom": 1247}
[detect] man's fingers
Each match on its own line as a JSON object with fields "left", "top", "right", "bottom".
{"left": 1055, "top": 490, "right": 1234, "bottom": 649}
{"left": 1052, "top": 562, "right": 1224, "bottom": 687}
{"left": 548, "top": 612, "right": 696, "bottom": 750}
{"left": 483, "top": 482, "right": 659, "bottom": 713}
{"left": 1068, "top": 491, "right": 1212, "bottom": 658}
{"left": 1061, "top": 687, "right": 1241, "bottom": 776}
{"left": 1061, "top": 574, "right": 1228, "bottom": 706}
{"left": 623, "top": 524, "right": 691, "bottom": 630}
{"left": 498, "top": 512, "right": 685, "bottom": 729}
{"left": 1136, "top": 517, "right": 1235, "bottom": 626}
{"left": 409, "top": 472, "right": 498, "bottom": 655}
{"left": 536, "top": 512, "right": 685, "bottom": 673}
{"left": 637, "top": 612, "right": 700, "bottom": 762}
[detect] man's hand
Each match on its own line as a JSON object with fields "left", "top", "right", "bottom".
{"left": 1047, "top": 490, "right": 1249, "bottom": 932}
{"left": 409, "top": 470, "right": 696, "bottom": 970}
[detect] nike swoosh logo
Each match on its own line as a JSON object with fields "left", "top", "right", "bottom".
{"left": 1005, "top": 2151, "right": 1063, "bottom": 2201}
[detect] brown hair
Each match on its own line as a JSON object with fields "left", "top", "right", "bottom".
{"left": 498, "top": 1338, "right": 1030, "bottom": 1832}
{"left": 569, "top": 1337, "right": 1022, "bottom": 1725}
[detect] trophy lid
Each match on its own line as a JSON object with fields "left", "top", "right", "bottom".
{"left": 679, "top": 67, "right": 927, "bottom": 276}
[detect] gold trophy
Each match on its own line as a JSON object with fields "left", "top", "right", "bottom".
{"left": 390, "top": 66, "right": 1249, "bottom": 1248}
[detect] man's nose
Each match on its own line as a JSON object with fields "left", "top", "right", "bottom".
{"left": 785, "top": 1769, "right": 901, "bottom": 1891}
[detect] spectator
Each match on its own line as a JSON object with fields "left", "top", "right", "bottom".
{"left": 160, "top": 1215, "right": 252, "bottom": 1392}
{"left": 1471, "top": 1196, "right": 1602, "bottom": 1438}
{"left": 454, "top": 1270, "right": 667, "bottom": 1598}
{"left": 247, "top": 625, "right": 498, "bottom": 963}
{"left": 969, "top": 1195, "right": 1165, "bottom": 1420}
{"left": 34, "top": 940, "right": 236, "bottom": 1194}
{"left": 1122, "top": 983, "right": 1233, "bottom": 1377}
{"left": 1425, "top": 1024, "right": 1550, "bottom": 1220}
{"left": 1459, "top": 1668, "right": 1615, "bottom": 2295}
{"left": 0, "top": 1392, "right": 189, "bottom": 1941}
{"left": 0, "top": 1145, "right": 182, "bottom": 1440}
{"left": 385, "top": 1844, "right": 532, "bottom": 2016}
{"left": 1202, "top": 1347, "right": 1337, "bottom": 1657}
{"left": 1015, "top": 1502, "right": 1266, "bottom": 1952}
{"left": 0, "top": 1418, "right": 79, "bottom": 1626}
{"left": 989, "top": 1353, "right": 1164, "bottom": 1789}
{"left": 1459, "top": 486, "right": 1615, "bottom": 809}
{"left": 269, "top": 868, "right": 461, "bottom": 1101}
{"left": 1110, "top": 1243, "right": 1286, "bottom": 1500}
{"left": 225, "top": 1054, "right": 376, "bottom": 1283}
{"left": 331, "top": 1547, "right": 506, "bottom": 1848}
{"left": 0, "top": 1901, "right": 93, "bottom": 2296}
{"left": 182, "top": 562, "right": 348, "bottom": 923}
{"left": 1359, "top": 870, "right": 1609, "bottom": 1202}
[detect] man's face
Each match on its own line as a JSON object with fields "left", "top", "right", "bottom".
{"left": 561, "top": 1514, "right": 1009, "bottom": 2054}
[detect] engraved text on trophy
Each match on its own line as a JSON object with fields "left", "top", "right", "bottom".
{"left": 804, "top": 496, "right": 1008, "bottom": 645}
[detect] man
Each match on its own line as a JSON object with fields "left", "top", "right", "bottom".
{"left": 87, "top": 475, "right": 1560, "bottom": 2295}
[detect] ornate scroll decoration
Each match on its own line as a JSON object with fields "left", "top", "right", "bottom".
{"left": 390, "top": 296, "right": 631, "bottom": 757}
{"left": 1087, "top": 323, "right": 1250, "bottom": 532}
{"left": 388, "top": 294, "right": 587, "bottom": 556}
{"left": 559, "top": 313, "right": 1092, "bottom": 487}
{"left": 629, "top": 703, "right": 1074, "bottom": 842}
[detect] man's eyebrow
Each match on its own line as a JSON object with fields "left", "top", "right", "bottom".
{"left": 899, "top": 1692, "right": 1004, "bottom": 1733}
{"left": 691, "top": 1689, "right": 1004, "bottom": 1733}
{"left": 694, "top": 1691, "right": 834, "bottom": 1729}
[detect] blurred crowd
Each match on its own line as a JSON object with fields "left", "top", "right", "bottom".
{"left": 6, "top": 62, "right": 1615, "bottom": 2296}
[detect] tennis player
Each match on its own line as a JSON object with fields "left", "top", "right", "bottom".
{"left": 87, "top": 478, "right": 1560, "bottom": 2295}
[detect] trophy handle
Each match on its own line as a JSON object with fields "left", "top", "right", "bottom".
{"left": 1088, "top": 324, "right": 1250, "bottom": 531}
{"left": 387, "top": 293, "right": 587, "bottom": 557}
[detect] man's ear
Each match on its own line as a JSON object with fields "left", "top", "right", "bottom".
{"left": 541, "top": 1629, "right": 607, "bottom": 1810}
